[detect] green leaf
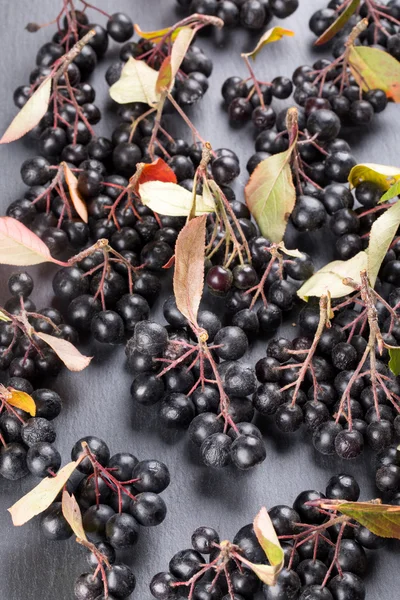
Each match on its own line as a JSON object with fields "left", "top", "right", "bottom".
{"left": 348, "top": 163, "right": 400, "bottom": 190}
{"left": 297, "top": 251, "right": 368, "bottom": 300}
{"left": 380, "top": 180, "right": 400, "bottom": 203}
{"left": 239, "top": 508, "right": 284, "bottom": 586}
{"left": 245, "top": 111, "right": 298, "bottom": 243}
{"left": 367, "top": 199, "right": 400, "bottom": 286}
{"left": 315, "top": 0, "right": 360, "bottom": 45}
{"left": 254, "top": 507, "right": 284, "bottom": 567}
{"left": 339, "top": 502, "right": 400, "bottom": 539}
{"left": 138, "top": 181, "right": 215, "bottom": 216}
{"left": 241, "top": 26, "right": 294, "bottom": 60}
{"left": 348, "top": 45, "right": 400, "bottom": 102}
{"left": 109, "top": 58, "right": 160, "bottom": 106}
{"left": 389, "top": 347, "right": 400, "bottom": 376}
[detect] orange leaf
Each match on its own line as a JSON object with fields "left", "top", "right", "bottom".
{"left": 62, "top": 162, "right": 88, "bottom": 223}
{"left": 0, "top": 77, "right": 52, "bottom": 144}
{"left": 0, "top": 217, "right": 67, "bottom": 266}
{"left": 7, "top": 388, "right": 36, "bottom": 416}
{"left": 36, "top": 332, "right": 92, "bottom": 372}
{"left": 156, "top": 56, "right": 173, "bottom": 94}
{"left": 173, "top": 215, "right": 207, "bottom": 328}
{"left": 62, "top": 490, "right": 87, "bottom": 541}
{"left": 8, "top": 460, "right": 80, "bottom": 526}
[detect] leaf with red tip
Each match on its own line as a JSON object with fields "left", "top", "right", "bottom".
{"left": 0, "top": 217, "right": 67, "bottom": 266}
{"left": 349, "top": 46, "right": 400, "bottom": 102}
{"left": 62, "top": 490, "right": 87, "bottom": 541}
{"left": 173, "top": 215, "right": 207, "bottom": 328}
{"left": 36, "top": 332, "right": 92, "bottom": 372}
{"left": 8, "top": 460, "right": 80, "bottom": 526}
{"left": 7, "top": 388, "right": 36, "bottom": 416}
{"left": 315, "top": 0, "right": 360, "bottom": 45}
{"left": 63, "top": 162, "right": 88, "bottom": 223}
{"left": 134, "top": 158, "right": 177, "bottom": 192}
{"left": 0, "top": 77, "right": 52, "bottom": 144}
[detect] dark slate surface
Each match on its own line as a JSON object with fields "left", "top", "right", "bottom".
{"left": 0, "top": 1, "right": 399, "bottom": 598}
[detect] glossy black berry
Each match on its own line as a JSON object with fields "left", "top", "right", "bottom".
{"left": 107, "top": 13, "right": 133, "bottom": 42}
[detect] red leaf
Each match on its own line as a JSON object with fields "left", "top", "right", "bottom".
{"left": 0, "top": 217, "right": 67, "bottom": 266}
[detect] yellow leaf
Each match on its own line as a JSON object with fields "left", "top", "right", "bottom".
{"left": 348, "top": 163, "right": 400, "bottom": 190}
{"left": 62, "top": 490, "right": 87, "bottom": 541}
{"left": 0, "top": 311, "right": 11, "bottom": 322}
{"left": 139, "top": 181, "right": 215, "bottom": 216}
{"left": 36, "top": 332, "right": 92, "bottom": 372}
{"left": 7, "top": 388, "right": 36, "bottom": 416}
{"left": 62, "top": 163, "right": 88, "bottom": 223}
{"left": 0, "top": 77, "right": 52, "bottom": 144}
{"left": 109, "top": 58, "right": 160, "bottom": 106}
{"left": 8, "top": 461, "right": 80, "bottom": 526}
{"left": 134, "top": 23, "right": 184, "bottom": 42}
{"left": 241, "top": 27, "right": 294, "bottom": 60}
